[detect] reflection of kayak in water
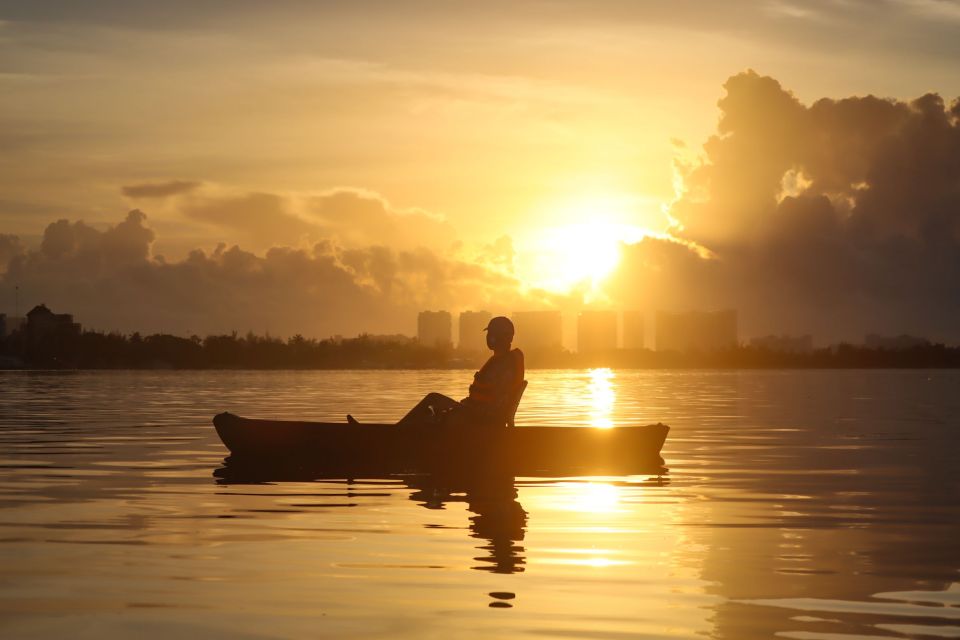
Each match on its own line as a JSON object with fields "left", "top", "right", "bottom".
{"left": 212, "top": 412, "right": 669, "bottom": 476}
{"left": 213, "top": 458, "right": 670, "bottom": 579}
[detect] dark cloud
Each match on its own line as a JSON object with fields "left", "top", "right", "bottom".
{"left": 610, "top": 71, "right": 960, "bottom": 343}
{"left": 29, "top": 209, "right": 154, "bottom": 269}
{"left": 122, "top": 180, "right": 201, "bottom": 199}
{"left": 1, "top": 209, "right": 534, "bottom": 337}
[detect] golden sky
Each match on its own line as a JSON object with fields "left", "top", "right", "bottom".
{"left": 1, "top": 2, "right": 959, "bottom": 342}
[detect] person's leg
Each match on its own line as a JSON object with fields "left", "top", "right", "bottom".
{"left": 397, "top": 392, "right": 460, "bottom": 427}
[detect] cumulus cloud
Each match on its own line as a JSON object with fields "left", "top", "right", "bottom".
{"left": 303, "top": 188, "right": 455, "bottom": 251}
{"left": 130, "top": 182, "right": 457, "bottom": 253}
{"left": 1, "top": 209, "right": 534, "bottom": 337}
{"left": 609, "top": 70, "right": 960, "bottom": 343}
{"left": 22, "top": 209, "right": 155, "bottom": 272}
{"left": 180, "top": 191, "right": 315, "bottom": 248}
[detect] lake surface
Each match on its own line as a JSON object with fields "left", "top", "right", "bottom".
{"left": 1, "top": 369, "right": 958, "bottom": 639}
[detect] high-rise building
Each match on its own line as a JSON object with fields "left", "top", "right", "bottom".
{"left": 622, "top": 310, "right": 645, "bottom": 350}
{"left": 577, "top": 310, "right": 617, "bottom": 354}
{"left": 458, "top": 310, "right": 491, "bottom": 352}
{"left": 512, "top": 310, "right": 562, "bottom": 351}
{"left": 417, "top": 310, "right": 452, "bottom": 348}
{"left": 655, "top": 310, "right": 737, "bottom": 352}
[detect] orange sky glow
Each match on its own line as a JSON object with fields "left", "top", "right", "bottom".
{"left": 1, "top": 2, "right": 959, "bottom": 343}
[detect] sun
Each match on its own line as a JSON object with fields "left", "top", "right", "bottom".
{"left": 519, "top": 193, "right": 654, "bottom": 293}
{"left": 544, "top": 222, "right": 630, "bottom": 286}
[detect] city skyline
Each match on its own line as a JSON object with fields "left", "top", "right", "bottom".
{"left": 5, "top": 301, "right": 947, "bottom": 353}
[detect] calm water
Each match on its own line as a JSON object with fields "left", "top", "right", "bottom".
{"left": 1, "top": 369, "right": 958, "bottom": 639}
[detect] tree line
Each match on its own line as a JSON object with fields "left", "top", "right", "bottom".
{"left": 0, "top": 330, "right": 458, "bottom": 369}
{"left": 2, "top": 327, "right": 959, "bottom": 369}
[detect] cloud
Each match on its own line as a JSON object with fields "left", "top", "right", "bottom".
{"left": 122, "top": 180, "right": 201, "bottom": 199}
{"left": 153, "top": 183, "right": 456, "bottom": 253}
{"left": 0, "top": 233, "right": 24, "bottom": 274}
{"left": 27, "top": 209, "right": 154, "bottom": 269}
{"left": 472, "top": 235, "right": 516, "bottom": 273}
{"left": 1, "top": 209, "right": 533, "bottom": 337}
{"left": 179, "top": 191, "right": 315, "bottom": 248}
{"left": 303, "top": 188, "right": 455, "bottom": 251}
{"left": 607, "top": 70, "right": 960, "bottom": 343}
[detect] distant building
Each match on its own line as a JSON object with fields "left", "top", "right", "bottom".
{"left": 458, "top": 310, "right": 491, "bottom": 352}
{"left": 577, "top": 310, "right": 617, "bottom": 354}
{"left": 750, "top": 334, "right": 813, "bottom": 354}
{"left": 25, "top": 304, "right": 81, "bottom": 337}
{"left": 512, "top": 310, "right": 562, "bottom": 352}
{"left": 622, "top": 310, "right": 645, "bottom": 350}
{"left": 864, "top": 334, "right": 930, "bottom": 350}
{"left": 417, "top": 310, "right": 452, "bottom": 348}
{"left": 655, "top": 309, "right": 737, "bottom": 352}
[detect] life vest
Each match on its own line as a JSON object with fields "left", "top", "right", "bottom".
{"left": 467, "top": 349, "right": 525, "bottom": 410}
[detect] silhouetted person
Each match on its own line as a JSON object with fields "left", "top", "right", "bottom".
{"left": 360, "top": 316, "right": 524, "bottom": 428}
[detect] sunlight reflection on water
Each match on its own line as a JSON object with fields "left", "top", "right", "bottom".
{"left": 0, "top": 369, "right": 958, "bottom": 639}
{"left": 587, "top": 367, "right": 616, "bottom": 429}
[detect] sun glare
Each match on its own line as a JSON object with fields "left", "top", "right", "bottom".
{"left": 519, "top": 193, "right": 656, "bottom": 293}
{"left": 554, "top": 223, "right": 622, "bottom": 281}
{"left": 589, "top": 367, "right": 616, "bottom": 429}
{"left": 547, "top": 482, "right": 623, "bottom": 514}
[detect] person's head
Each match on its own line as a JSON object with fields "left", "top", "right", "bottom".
{"left": 484, "top": 316, "right": 514, "bottom": 352}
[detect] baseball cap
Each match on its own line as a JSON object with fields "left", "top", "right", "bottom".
{"left": 483, "top": 316, "right": 515, "bottom": 338}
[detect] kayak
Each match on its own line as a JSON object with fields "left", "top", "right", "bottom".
{"left": 213, "top": 412, "right": 669, "bottom": 476}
